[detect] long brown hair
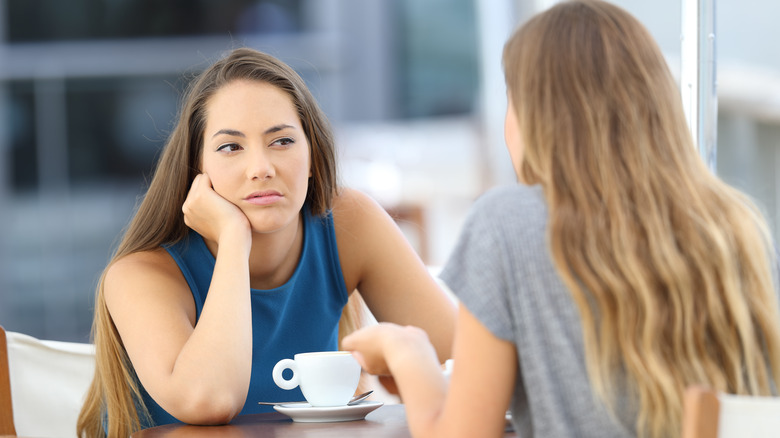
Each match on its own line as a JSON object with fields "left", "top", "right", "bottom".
{"left": 77, "top": 47, "right": 361, "bottom": 437}
{"left": 503, "top": 1, "right": 780, "bottom": 437}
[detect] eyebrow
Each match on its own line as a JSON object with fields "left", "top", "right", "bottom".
{"left": 212, "top": 129, "right": 245, "bottom": 139}
{"left": 265, "top": 124, "right": 296, "bottom": 134}
{"left": 210, "top": 124, "right": 296, "bottom": 139}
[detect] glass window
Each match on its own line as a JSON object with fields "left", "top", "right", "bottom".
{"left": 7, "top": 81, "right": 37, "bottom": 190}
{"left": 398, "top": 0, "right": 479, "bottom": 118}
{"left": 6, "top": 76, "right": 181, "bottom": 191}
{"left": 6, "top": 0, "right": 304, "bottom": 42}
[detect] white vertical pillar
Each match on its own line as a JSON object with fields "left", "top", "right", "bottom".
{"left": 681, "top": 0, "right": 718, "bottom": 172}
{"left": 534, "top": 0, "right": 559, "bottom": 11}
{"left": 474, "top": 0, "right": 523, "bottom": 188}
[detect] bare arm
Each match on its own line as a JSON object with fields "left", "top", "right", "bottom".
{"left": 342, "top": 304, "right": 517, "bottom": 438}
{"left": 333, "top": 188, "right": 456, "bottom": 362}
{"left": 106, "top": 174, "right": 253, "bottom": 424}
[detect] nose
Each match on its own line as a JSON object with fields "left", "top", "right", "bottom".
{"left": 247, "top": 148, "right": 274, "bottom": 180}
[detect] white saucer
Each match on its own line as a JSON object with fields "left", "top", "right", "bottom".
{"left": 274, "top": 400, "right": 384, "bottom": 423}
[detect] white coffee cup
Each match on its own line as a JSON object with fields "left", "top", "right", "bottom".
{"left": 272, "top": 351, "right": 361, "bottom": 407}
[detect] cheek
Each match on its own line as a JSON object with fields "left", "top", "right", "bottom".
{"left": 504, "top": 122, "right": 519, "bottom": 161}
{"left": 300, "top": 148, "right": 313, "bottom": 181}
{"left": 200, "top": 161, "right": 231, "bottom": 195}
{"left": 508, "top": 146, "right": 524, "bottom": 177}
{"left": 504, "top": 122, "right": 513, "bottom": 149}
{"left": 504, "top": 108, "right": 516, "bottom": 148}
{"left": 207, "top": 176, "right": 228, "bottom": 199}
{"left": 504, "top": 123, "right": 525, "bottom": 178}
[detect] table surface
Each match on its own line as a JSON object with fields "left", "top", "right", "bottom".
{"left": 131, "top": 404, "right": 517, "bottom": 438}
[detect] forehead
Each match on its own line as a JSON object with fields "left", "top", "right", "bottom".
{"left": 204, "top": 80, "right": 301, "bottom": 129}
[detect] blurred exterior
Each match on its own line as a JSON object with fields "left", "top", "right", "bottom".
{"left": 0, "top": 0, "right": 779, "bottom": 342}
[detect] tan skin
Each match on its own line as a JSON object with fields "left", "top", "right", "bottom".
{"left": 104, "top": 80, "right": 456, "bottom": 425}
{"left": 341, "top": 99, "right": 522, "bottom": 438}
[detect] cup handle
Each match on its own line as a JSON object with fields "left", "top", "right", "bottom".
{"left": 272, "top": 358, "right": 300, "bottom": 390}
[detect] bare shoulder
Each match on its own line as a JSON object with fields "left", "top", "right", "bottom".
{"left": 331, "top": 187, "right": 389, "bottom": 229}
{"left": 331, "top": 188, "right": 415, "bottom": 291}
{"left": 104, "top": 248, "right": 193, "bottom": 317}
{"left": 106, "top": 248, "right": 182, "bottom": 288}
{"left": 330, "top": 188, "right": 400, "bottom": 248}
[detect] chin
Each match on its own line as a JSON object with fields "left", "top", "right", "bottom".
{"left": 248, "top": 222, "right": 283, "bottom": 235}
{"left": 249, "top": 216, "right": 297, "bottom": 235}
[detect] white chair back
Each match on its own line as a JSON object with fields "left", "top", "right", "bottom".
{"left": 717, "top": 391, "right": 780, "bottom": 437}
{"left": 682, "top": 385, "right": 780, "bottom": 438}
{"left": 5, "top": 330, "right": 95, "bottom": 437}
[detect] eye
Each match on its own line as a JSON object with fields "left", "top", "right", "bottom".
{"left": 216, "top": 143, "right": 242, "bottom": 152}
{"left": 271, "top": 137, "right": 295, "bottom": 148}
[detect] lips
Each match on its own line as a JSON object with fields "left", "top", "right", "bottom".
{"left": 244, "top": 190, "right": 283, "bottom": 206}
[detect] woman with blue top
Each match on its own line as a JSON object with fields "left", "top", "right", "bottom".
{"left": 76, "top": 47, "right": 456, "bottom": 437}
{"left": 344, "top": 1, "right": 780, "bottom": 437}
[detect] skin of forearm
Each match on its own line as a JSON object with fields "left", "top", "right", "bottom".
{"left": 167, "top": 230, "right": 253, "bottom": 422}
{"left": 386, "top": 328, "right": 449, "bottom": 438}
{"left": 429, "top": 298, "right": 457, "bottom": 363}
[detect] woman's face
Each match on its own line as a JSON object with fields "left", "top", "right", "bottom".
{"left": 201, "top": 79, "right": 311, "bottom": 233}
{"left": 504, "top": 97, "right": 525, "bottom": 182}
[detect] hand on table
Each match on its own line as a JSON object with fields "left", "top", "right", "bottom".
{"left": 343, "top": 323, "right": 441, "bottom": 395}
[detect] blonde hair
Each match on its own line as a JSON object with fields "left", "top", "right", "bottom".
{"left": 503, "top": 1, "right": 780, "bottom": 437}
{"left": 77, "top": 48, "right": 363, "bottom": 437}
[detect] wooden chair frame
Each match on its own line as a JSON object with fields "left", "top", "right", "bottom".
{"left": 0, "top": 325, "right": 17, "bottom": 436}
{"left": 681, "top": 385, "right": 720, "bottom": 438}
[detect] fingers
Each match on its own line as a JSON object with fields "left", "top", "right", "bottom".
{"left": 195, "top": 173, "right": 212, "bottom": 190}
{"left": 186, "top": 173, "right": 211, "bottom": 202}
{"left": 182, "top": 173, "right": 206, "bottom": 217}
{"left": 378, "top": 375, "right": 400, "bottom": 395}
{"left": 182, "top": 173, "right": 230, "bottom": 235}
{"left": 341, "top": 327, "right": 377, "bottom": 358}
{"left": 350, "top": 351, "right": 367, "bottom": 369}
{"left": 343, "top": 324, "right": 396, "bottom": 376}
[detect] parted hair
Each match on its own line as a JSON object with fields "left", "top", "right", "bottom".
{"left": 76, "top": 47, "right": 364, "bottom": 437}
{"left": 503, "top": 1, "right": 780, "bottom": 437}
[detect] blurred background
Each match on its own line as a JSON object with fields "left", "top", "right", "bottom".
{"left": 0, "top": 0, "right": 779, "bottom": 343}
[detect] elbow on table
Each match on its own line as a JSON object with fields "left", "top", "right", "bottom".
{"left": 169, "top": 388, "right": 245, "bottom": 425}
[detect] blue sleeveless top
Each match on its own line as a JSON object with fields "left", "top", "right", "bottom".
{"left": 140, "top": 208, "right": 349, "bottom": 427}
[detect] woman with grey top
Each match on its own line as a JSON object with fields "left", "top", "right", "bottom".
{"left": 344, "top": 1, "right": 780, "bottom": 437}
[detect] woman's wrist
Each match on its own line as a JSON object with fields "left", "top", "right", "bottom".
{"left": 386, "top": 326, "right": 440, "bottom": 372}
{"left": 216, "top": 225, "right": 252, "bottom": 255}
